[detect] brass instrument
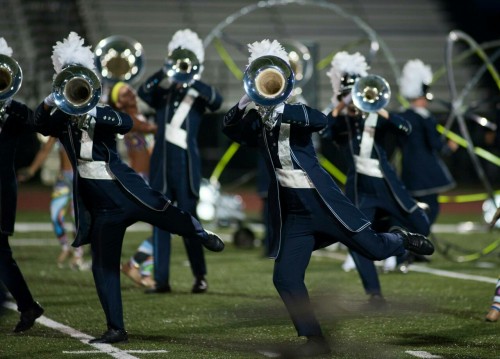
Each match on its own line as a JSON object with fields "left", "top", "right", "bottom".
{"left": 243, "top": 55, "right": 295, "bottom": 129}
{"left": 52, "top": 64, "right": 101, "bottom": 115}
{"left": 243, "top": 55, "right": 295, "bottom": 128}
{"left": 0, "top": 54, "right": 22, "bottom": 117}
{"left": 164, "top": 48, "right": 201, "bottom": 86}
{"left": 351, "top": 74, "right": 391, "bottom": 113}
{"left": 94, "top": 35, "right": 144, "bottom": 84}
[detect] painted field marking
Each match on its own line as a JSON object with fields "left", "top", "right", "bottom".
{"left": 409, "top": 264, "right": 497, "bottom": 283}
{"left": 405, "top": 350, "right": 443, "bottom": 358}
{"left": 3, "top": 302, "right": 167, "bottom": 358}
{"left": 313, "top": 251, "right": 497, "bottom": 283}
{"left": 14, "top": 222, "right": 151, "bottom": 233}
{"left": 62, "top": 350, "right": 168, "bottom": 355}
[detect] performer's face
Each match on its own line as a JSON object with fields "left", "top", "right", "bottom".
{"left": 116, "top": 85, "right": 137, "bottom": 109}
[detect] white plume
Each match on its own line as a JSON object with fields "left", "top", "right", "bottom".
{"left": 399, "top": 59, "right": 432, "bottom": 99}
{"left": 247, "top": 39, "right": 289, "bottom": 66}
{"left": 0, "top": 38, "right": 13, "bottom": 57}
{"left": 168, "top": 29, "right": 204, "bottom": 64}
{"left": 326, "top": 51, "right": 369, "bottom": 103}
{"left": 51, "top": 32, "right": 95, "bottom": 74}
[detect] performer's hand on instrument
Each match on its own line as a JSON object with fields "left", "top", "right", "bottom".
{"left": 44, "top": 93, "right": 55, "bottom": 107}
{"left": 377, "top": 108, "right": 389, "bottom": 119}
{"left": 342, "top": 93, "right": 352, "bottom": 106}
{"left": 273, "top": 102, "right": 284, "bottom": 115}
{"left": 238, "top": 94, "right": 252, "bottom": 109}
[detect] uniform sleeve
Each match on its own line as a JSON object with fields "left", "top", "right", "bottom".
{"left": 322, "top": 112, "right": 350, "bottom": 144}
{"left": 191, "top": 80, "right": 223, "bottom": 112}
{"left": 32, "top": 102, "right": 68, "bottom": 137}
{"left": 383, "top": 112, "right": 412, "bottom": 135}
{"left": 422, "top": 114, "right": 445, "bottom": 151}
{"left": 93, "top": 106, "right": 133, "bottom": 135}
{"left": 3, "top": 100, "right": 34, "bottom": 135}
{"left": 138, "top": 69, "right": 169, "bottom": 108}
{"left": 281, "top": 103, "right": 327, "bottom": 132}
{"left": 222, "top": 103, "right": 260, "bottom": 147}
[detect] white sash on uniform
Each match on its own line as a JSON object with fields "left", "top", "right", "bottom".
{"left": 275, "top": 123, "right": 315, "bottom": 189}
{"left": 165, "top": 88, "right": 199, "bottom": 149}
{"left": 76, "top": 117, "right": 114, "bottom": 180}
{"left": 354, "top": 113, "right": 383, "bottom": 178}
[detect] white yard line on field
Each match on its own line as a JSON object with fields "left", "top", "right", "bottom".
{"left": 3, "top": 302, "right": 167, "bottom": 358}
{"left": 409, "top": 264, "right": 497, "bottom": 283}
{"left": 313, "top": 250, "right": 498, "bottom": 283}
{"left": 405, "top": 350, "right": 443, "bottom": 358}
{"left": 14, "top": 222, "right": 151, "bottom": 233}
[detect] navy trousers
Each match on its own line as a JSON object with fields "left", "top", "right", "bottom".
{"left": 0, "top": 233, "right": 36, "bottom": 313}
{"left": 152, "top": 169, "right": 206, "bottom": 288}
{"left": 274, "top": 189, "right": 406, "bottom": 337}
{"left": 350, "top": 175, "right": 430, "bottom": 296}
{"left": 80, "top": 179, "right": 206, "bottom": 331}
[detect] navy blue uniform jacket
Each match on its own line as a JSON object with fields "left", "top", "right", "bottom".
{"left": 0, "top": 100, "right": 33, "bottom": 235}
{"left": 223, "top": 103, "right": 372, "bottom": 258}
{"left": 398, "top": 108, "right": 455, "bottom": 196}
{"left": 138, "top": 70, "right": 223, "bottom": 197}
{"left": 323, "top": 111, "right": 419, "bottom": 213}
{"left": 33, "top": 104, "right": 172, "bottom": 247}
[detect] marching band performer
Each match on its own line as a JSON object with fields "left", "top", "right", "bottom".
{"left": 322, "top": 52, "right": 431, "bottom": 304}
{"left": 0, "top": 37, "right": 44, "bottom": 332}
{"left": 397, "top": 59, "right": 456, "bottom": 225}
{"left": 223, "top": 39, "right": 434, "bottom": 357}
{"left": 33, "top": 32, "right": 224, "bottom": 343}
{"left": 138, "top": 29, "right": 223, "bottom": 294}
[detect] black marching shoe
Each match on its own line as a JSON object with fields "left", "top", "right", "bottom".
{"left": 368, "top": 294, "right": 387, "bottom": 309}
{"left": 144, "top": 284, "right": 172, "bottom": 294}
{"left": 192, "top": 276, "right": 208, "bottom": 293}
{"left": 200, "top": 230, "right": 225, "bottom": 252}
{"left": 295, "top": 336, "right": 331, "bottom": 357}
{"left": 89, "top": 328, "right": 128, "bottom": 344}
{"left": 390, "top": 226, "right": 435, "bottom": 256}
{"left": 13, "top": 301, "right": 44, "bottom": 333}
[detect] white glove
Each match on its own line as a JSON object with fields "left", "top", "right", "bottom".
{"left": 273, "top": 102, "right": 285, "bottom": 115}
{"left": 44, "top": 94, "right": 55, "bottom": 107}
{"left": 342, "top": 93, "right": 352, "bottom": 106}
{"left": 238, "top": 94, "right": 252, "bottom": 110}
{"left": 88, "top": 107, "right": 97, "bottom": 117}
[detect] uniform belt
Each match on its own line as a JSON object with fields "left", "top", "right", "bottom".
{"left": 165, "top": 125, "right": 187, "bottom": 149}
{"left": 354, "top": 155, "right": 383, "bottom": 178}
{"left": 276, "top": 168, "right": 315, "bottom": 189}
{"left": 77, "top": 160, "right": 115, "bottom": 180}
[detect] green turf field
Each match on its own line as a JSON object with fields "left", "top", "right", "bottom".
{"left": 0, "top": 211, "right": 498, "bottom": 358}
